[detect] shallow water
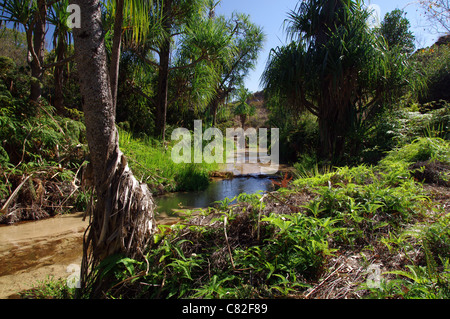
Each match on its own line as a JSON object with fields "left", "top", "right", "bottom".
{"left": 155, "top": 175, "right": 275, "bottom": 216}
{"left": 155, "top": 146, "right": 279, "bottom": 216}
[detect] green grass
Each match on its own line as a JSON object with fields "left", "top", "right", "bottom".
{"left": 18, "top": 276, "right": 76, "bottom": 299}
{"left": 366, "top": 212, "right": 450, "bottom": 299}
{"left": 118, "top": 129, "right": 220, "bottom": 193}
{"left": 125, "top": 139, "right": 447, "bottom": 299}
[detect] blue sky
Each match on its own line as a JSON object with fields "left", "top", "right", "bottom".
{"left": 216, "top": 0, "right": 444, "bottom": 93}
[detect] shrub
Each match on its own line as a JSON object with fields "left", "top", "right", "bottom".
{"left": 414, "top": 45, "right": 450, "bottom": 104}
{"left": 378, "top": 137, "right": 450, "bottom": 175}
{"left": 367, "top": 214, "right": 450, "bottom": 299}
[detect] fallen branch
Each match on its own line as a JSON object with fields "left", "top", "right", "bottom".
{"left": 0, "top": 175, "right": 32, "bottom": 216}
{"left": 223, "top": 216, "right": 236, "bottom": 269}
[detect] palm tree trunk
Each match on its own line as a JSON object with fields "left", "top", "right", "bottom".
{"left": 53, "top": 35, "right": 66, "bottom": 114}
{"left": 155, "top": 0, "right": 172, "bottom": 142}
{"left": 71, "top": 0, "right": 156, "bottom": 297}
{"left": 155, "top": 40, "right": 170, "bottom": 141}
{"left": 240, "top": 114, "right": 246, "bottom": 129}
{"left": 210, "top": 88, "right": 231, "bottom": 127}
{"left": 30, "top": 0, "right": 47, "bottom": 102}
{"left": 210, "top": 96, "right": 219, "bottom": 127}
{"left": 154, "top": 0, "right": 172, "bottom": 141}
{"left": 318, "top": 92, "right": 352, "bottom": 162}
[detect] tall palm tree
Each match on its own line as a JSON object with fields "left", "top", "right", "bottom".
{"left": 262, "top": 0, "right": 411, "bottom": 161}
{"left": 0, "top": 0, "right": 47, "bottom": 102}
{"left": 30, "top": 0, "right": 47, "bottom": 102}
{"left": 70, "top": 0, "right": 156, "bottom": 297}
{"left": 105, "top": 0, "right": 153, "bottom": 113}
{"left": 47, "top": 0, "right": 73, "bottom": 114}
{"left": 133, "top": 0, "right": 233, "bottom": 141}
{"left": 208, "top": 13, "right": 265, "bottom": 127}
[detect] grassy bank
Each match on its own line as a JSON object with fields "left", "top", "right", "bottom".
{"left": 118, "top": 129, "right": 220, "bottom": 194}
{"left": 0, "top": 114, "right": 221, "bottom": 224}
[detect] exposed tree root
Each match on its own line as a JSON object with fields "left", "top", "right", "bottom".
{"left": 80, "top": 151, "right": 156, "bottom": 297}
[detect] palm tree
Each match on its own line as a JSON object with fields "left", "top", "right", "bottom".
{"left": 70, "top": 0, "right": 156, "bottom": 297}
{"left": 0, "top": 0, "right": 47, "bottom": 102}
{"left": 262, "top": 0, "right": 411, "bottom": 161}
{"left": 233, "top": 86, "right": 255, "bottom": 128}
{"left": 208, "top": 13, "right": 265, "bottom": 127}
{"left": 30, "top": 0, "right": 47, "bottom": 102}
{"left": 105, "top": 0, "right": 153, "bottom": 112}
{"left": 47, "top": 0, "right": 73, "bottom": 114}
{"left": 133, "top": 0, "right": 233, "bottom": 141}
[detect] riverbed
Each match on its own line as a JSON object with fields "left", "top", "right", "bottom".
{"left": 0, "top": 212, "right": 87, "bottom": 298}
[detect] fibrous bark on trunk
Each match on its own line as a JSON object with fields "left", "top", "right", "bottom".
{"left": 71, "top": 0, "right": 156, "bottom": 297}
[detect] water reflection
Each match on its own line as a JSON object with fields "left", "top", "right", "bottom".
{"left": 155, "top": 176, "right": 274, "bottom": 216}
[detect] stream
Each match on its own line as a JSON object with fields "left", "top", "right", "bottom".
{"left": 155, "top": 147, "right": 281, "bottom": 222}
{"left": 155, "top": 175, "right": 275, "bottom": 222}
{"left": 0, "top": 148, "right": 286, "bottom": 298}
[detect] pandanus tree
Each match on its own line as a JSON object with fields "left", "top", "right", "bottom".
{"left": 1, "top": 0, "right": 77, "bottom": 110}
{"left": 167, "top": 18, "right": 229, "bottom": 124}
{"left": 132, "top": 0, "right": 234, "bottom": 141}
{"left": 262, "top": 0, "right": 414, "bottom": 161}
{"left": 233, "top": 86, "right": 255, "bottom": 129}
{"left": 70, "top": 0, "right": 157, "bottom": 297}
{"left": 0, "top": 0, "right": 47, "bottom": 102}
{"left": 47, "top": 0, "right": 73, "bottom": 114}
{"left": 131, "top": 0, "right": 204, "bottom": 140}
{"left": 208, "top": 12, "right": 265, "bottom": 127}
{"left": 103, "top": 0, "right": 155, "bottom": 112}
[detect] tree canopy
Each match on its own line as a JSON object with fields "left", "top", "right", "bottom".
{"left": 378, "top": 8, "right": 415, "bottom": 54}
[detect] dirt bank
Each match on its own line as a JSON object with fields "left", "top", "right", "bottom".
{"left": 0, "top": 211, "right": 191, "bottom": 298}
{"left": 0, "top": 212, "right": 88, "bottom": 298}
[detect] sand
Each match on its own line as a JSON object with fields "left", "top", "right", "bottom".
{"left": 0, "top": 212, "right": 88, "bottom": 298}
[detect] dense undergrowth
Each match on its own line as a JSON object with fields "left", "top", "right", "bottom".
{"left": 36, "top": 135, "right": 448, "bottom": 300}
{"left": 0, "top": 105, "right": 219, "bottom": 225}
{"left": 0, "top": 54, "right": 222, "bottom": 224}
{"left": 0, "top": 55, "right": 220, "bottom": 221}
{"left": 0, "top": 118, "right": 220, "bottom": 224}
